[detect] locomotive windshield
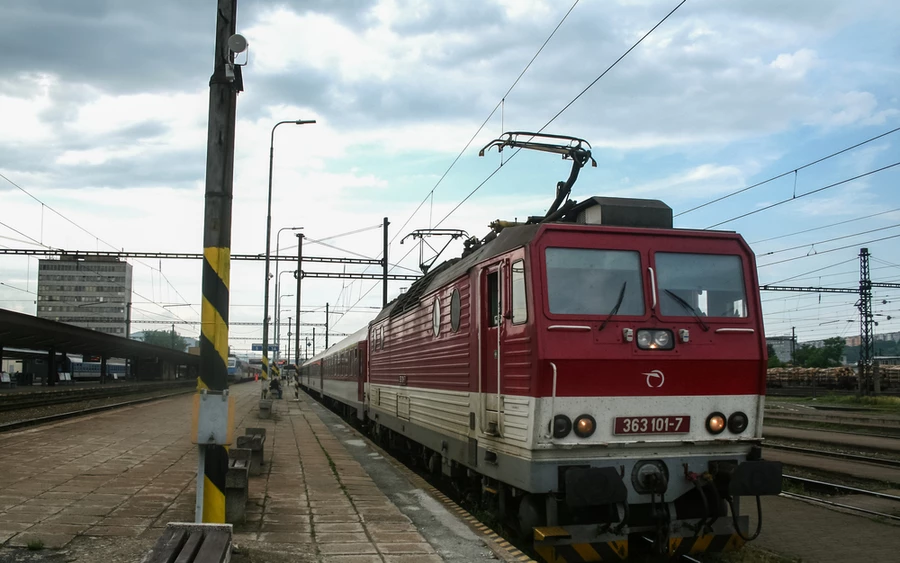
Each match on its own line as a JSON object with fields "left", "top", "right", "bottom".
{"left": 545, "top": 248, "right": 645, "bottom": 315}
{"left": 655, "top": 253, "right": 747, "bottom": 318}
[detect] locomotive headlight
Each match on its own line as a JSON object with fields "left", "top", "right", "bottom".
{"left": 636, "top": 330, "right": 652, "bottom": 348}
{"left": 552, "top": 414, "right": 572, "bottom": 439}
{"left": 706, "top": 412, "right": 727, "bottom": 434}
{"left": 574, "top": 415, "right": 596, "bottom": 438}
{"left": 653, "top": 331, "right": 671, "bottom": 348}
{"left": 636, "top": 329, "right": 674, "bottom": 350}
{"left": 728, "top": 411, "right": 749, "bottom": 433}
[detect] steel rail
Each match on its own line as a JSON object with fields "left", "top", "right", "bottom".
{"left": 783, "top": 475, "right": 900, "bottom": 502}
{"left": 0, "top": 390, "right": 194, "bottom": 433}
{"left": 766, "top": 443, "right": 900, "bottom": 468}
{"left": 0, "top": 383, "right": 194, "bottom": 413}
{"left": 780, "top": 491, "right": 900, "bottom": 522}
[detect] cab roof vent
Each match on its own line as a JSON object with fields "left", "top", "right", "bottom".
{"left": 573, "top": 196, "right": 672, "bottom": 229}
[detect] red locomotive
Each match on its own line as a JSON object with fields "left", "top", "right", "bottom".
{"left": 300, "top": 133, "right": 781, "bottom": 561}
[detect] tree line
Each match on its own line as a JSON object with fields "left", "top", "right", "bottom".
{"left": 768, "top": 337, "right": 900, "bottom": 368}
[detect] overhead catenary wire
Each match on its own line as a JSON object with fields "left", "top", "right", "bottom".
{"left": 389, "top": 0, "right": 583, "bottom": 246}
{"left": 676, "top": 126, "right": 900, "bottom": 218}
{"left": 758, "top": 233, "right": 900, "bottom": 268}
{"left": 763, "top": 257, "right": 859, "bottom": 285}
{"left": 756, "top": 224, "right": 900, "bottom": 258}
{"left": 706, "top": 161, "right": 900, "bottom": 229}
{"left": 1, "top": 172, "right": 199, "bottom": 317}
{"left": 750, "top": 207, "right": 900, "bottom": 245}
{"left": 0, "top": 281, "right": 36, "bottom": 295}
{"left": 435, "top": 0, "right": 688, "bottom": 228}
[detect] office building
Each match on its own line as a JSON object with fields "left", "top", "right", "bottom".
{"left": 36, "top": 257, "right": 132, "bottom": 336}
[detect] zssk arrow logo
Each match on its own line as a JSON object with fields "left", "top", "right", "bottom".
{"left": 643, "top": 369, "right": 665, "bottom": 388}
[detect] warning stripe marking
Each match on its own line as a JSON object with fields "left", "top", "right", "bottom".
{"left": 199, "top": 246, "right": 230, "bottom": 524}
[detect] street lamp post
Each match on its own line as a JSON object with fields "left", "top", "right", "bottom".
{"left": 275, "top": 267, "right": 298, "bottom": 360}
{"left": 262, "top": 119, "right": 315, "bottom": 384}
{"left": 274, "top": 226, "right": 303, "bottom": 359}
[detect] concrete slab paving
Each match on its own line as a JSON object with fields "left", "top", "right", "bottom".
{"left": 0, "top": 382, "right": 502, "bottom": 562}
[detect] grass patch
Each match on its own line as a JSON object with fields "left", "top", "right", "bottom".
{"left": 812, "top": 394, "right": 900, "bottom": 411}
{"left": 26, "top": 539, "right": 44, "bottom": 551}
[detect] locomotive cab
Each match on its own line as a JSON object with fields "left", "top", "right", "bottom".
{"left": 485, "top": 197, "right": 783, "bottom": 559}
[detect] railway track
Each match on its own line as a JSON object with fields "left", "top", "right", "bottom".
{"left": 0, "top": 382, "right": 195, "bottom": 412}
{"left": 764, "top": 412, "right": 900, "bottom": 430}
{"left": 765, "top": 443, "right": 900, "bottom": 467}
{"left": 782, "top": 474, "right": 900, "bottom": 522}
{"left": 0, "top": 389, "right": 194, "bottom": 432}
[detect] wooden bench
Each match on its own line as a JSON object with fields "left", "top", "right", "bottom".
{"left": 236, "top": 428, "right": 267, "bottom": 477}
{"left": 225, "top": 447, "right": 250, "bottom": 524}
{"left": 141, "top": 523, "right": 232, "bottom": 563}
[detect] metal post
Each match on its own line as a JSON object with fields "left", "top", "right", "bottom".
{"left": 47, "top": 347, "right": 56, "bottom": 387}
{"left": 790, "top": 327, "right": 796, "bottom": 366}
{"left": 126, "top": 302, "right": 132, "bottom": 339}
{"left": 263, "top": 123, "right": 314, "bottom": 382}
{"left": 295, "top": 233, "right": 303, "bottom": 367}
{"left": 100, "top": 355, "right": 107, "bottom": 385}
{"left": 312, "top": 327, "right": 316, "bottom": 356}
{"left": 195, "top": 445, "right": 206, "bottom": 523}
{"left": 382, "top": 217, "right": 389, "bottom": 307}
{"left": 197, "top": 0, "right": 238, "bottom": 524}
{"left": 325, "top": 303, "right": 329, "bottom": 349}
{"left": 287, "top": 316, "right": 292, "bottom": 362}
{"left": 859, "top": 247, "right": 873, "bottom": 395}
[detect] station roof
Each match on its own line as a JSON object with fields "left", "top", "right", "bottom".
{"left": 0, "top": 308, "right": 199, "bottom": 366}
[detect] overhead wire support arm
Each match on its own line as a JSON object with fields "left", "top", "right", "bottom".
{"left": 0, "top": 248, "right": 382, "bottom": 265}
{"left": 400, "top": 229, "right": 469, "bottom": 274}
{"left": 760, "top": 285, "right": 857, "bottom": 294}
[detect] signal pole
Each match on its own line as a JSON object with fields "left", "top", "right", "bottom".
{"left": 791, "top": 326, "right": 796, "bottom": 365}
{"left": 295, "top": 233, "right": 303, "bottom": 367}
{"left": 195, "top": 0, "right": 240, "bottom": 524}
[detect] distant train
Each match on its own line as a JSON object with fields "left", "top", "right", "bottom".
{"left": 22, "top": 356, "right": 129, "bottom": 382}
{"left": 70, "top": 361, "right": 129, "bottom": 381}
{"left": 228, "top": 355, "right": 262, "bottom": 380}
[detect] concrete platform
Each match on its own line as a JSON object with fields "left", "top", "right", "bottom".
{"left": 0, "top": 382, "right": 501, "bottom": 562}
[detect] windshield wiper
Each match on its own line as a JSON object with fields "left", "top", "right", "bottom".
{"left": 598, "top": 282, "right": 627, "bottom": 332}
{"left": 664, "top": 289, "right": 709, "bottom": 332}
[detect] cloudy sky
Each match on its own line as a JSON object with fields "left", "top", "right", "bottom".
{"left": 2, "top": 0, "right": 899, "bottom": 355}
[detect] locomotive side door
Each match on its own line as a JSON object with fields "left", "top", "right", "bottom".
{"left": 480, "top": 262, "right": 503, "bottom": 434}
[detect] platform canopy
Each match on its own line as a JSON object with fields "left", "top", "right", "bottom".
{"left": 0, "top": 308, "right": 199, "bottom": 365}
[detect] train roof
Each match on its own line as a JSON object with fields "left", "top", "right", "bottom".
{"left": 373, "top": 195, "right": 743, "bottom": 324}
{"left": 374, "top": 223, "right": 540, "bottom": 322}
{"left": 301, "top": 325, "right": 368, "bottom": 366}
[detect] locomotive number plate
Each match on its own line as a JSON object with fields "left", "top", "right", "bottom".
{"left": 614, "top": 416, "right": 690, "bottom": 435}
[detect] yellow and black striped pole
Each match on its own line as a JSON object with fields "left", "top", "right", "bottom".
{"left": 196, "top": 0, "right": 239, "bottom": 524}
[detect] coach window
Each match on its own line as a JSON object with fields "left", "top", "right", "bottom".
{"left": 450, "top": 288, "right": 461, "bottom": 332}
{"left": 432, "top": 297, "right": 441, "bottom": 336}
{"left": 511, "top": 260, "right": 527, "bottom": 324}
